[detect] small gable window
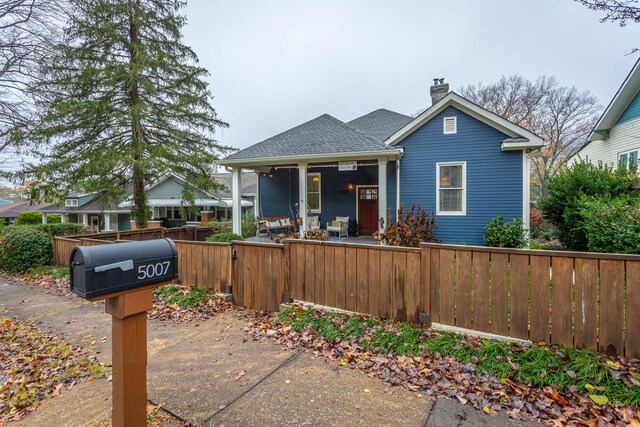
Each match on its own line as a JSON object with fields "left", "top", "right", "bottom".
{"left": 618, "top": 149, "right": 639, "bottom": 171}
{"left": 64, "top": 198, "right": 78, "bottom": 207}
{"left": 436, "top": 162, "right": 466, "bottom": 216}
{"left": 443, "top": 116, "right": 457, "bottom": 134}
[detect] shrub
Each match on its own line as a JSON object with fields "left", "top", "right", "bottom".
{"left": 241, "top": 211, "right": 257, "bottom": 237}
{"left": 530, "top": 205, "right": 543, "bottom": 228}
{"left": 578, "top": 194, "right": 640, "bottom": 254}
{"left": 0, "top": 228, "right": 53, "bottom": 273}
{"left": 37, "top": 223, "right": 84, "bottom": 237}
{"left": 374, "top": 203, "right": 438, "bottom": 247}
{"left": 207, "top": 219, "right": 232, "bottom": 234}
{"left": 540, "top": 160, "right": 634, "bottom": 250}
{"left": 46, "top": 215, "right": 61, "bottom": 224}
{"left": 206, "top": 232, "right": 244, "bottom": 243}
{"left": 483, "top": 216, "right": 527, "bottom": 248}
{"left": 16, "top": 211, "right": 44, "bottom": 225}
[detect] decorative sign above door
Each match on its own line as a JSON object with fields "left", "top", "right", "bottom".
{"left": 338, "top": 161, "right": 357, "bottom": 171}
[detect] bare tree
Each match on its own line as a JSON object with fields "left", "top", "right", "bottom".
{"left": 575, "top": 0, "right": 640, "bottom": 25}
{"left": 0, "top": 0, "right": 66, "bottom": 158}
{"left": 575, "top": 0, "right": 640, "bottom": 52}
{"left": 460, "top": 76, "right": 600, "bottom": 199}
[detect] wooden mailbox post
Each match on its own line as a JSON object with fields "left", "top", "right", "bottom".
{"left": 69, "top": 239, "right": 178, "bottom": 427}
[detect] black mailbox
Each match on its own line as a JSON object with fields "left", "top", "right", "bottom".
{"left": 70, "top": 238, "right": 178, "bottom": 299}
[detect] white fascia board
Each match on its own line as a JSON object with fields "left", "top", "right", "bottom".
{"left": 588, "top": 58, "right": 640, "bottom": 142}
{"left": 501, "top": 140, "right": 545, "bottom": 151}
{"left": 386, "top": 92, "right": 544, "bottom": 147}
{"left": 216, "top": 149, "right": 403, "bottom": 167}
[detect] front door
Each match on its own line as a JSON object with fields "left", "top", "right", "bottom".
{"left": 90, "top": 215, "right": 100, "bottom": 231}
{"left": 358, "top": 186, "right": 379, "bottom": 235}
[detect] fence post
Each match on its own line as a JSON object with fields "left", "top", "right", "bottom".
{"left": 419, "top": 244, "right": 432, "bottom": 326}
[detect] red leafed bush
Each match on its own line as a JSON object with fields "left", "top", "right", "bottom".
{"left": 530, "top": 205, "right": 543, "bottom": 228}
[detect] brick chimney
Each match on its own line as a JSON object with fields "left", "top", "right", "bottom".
{"left": 430, "top": 78, "right": 449, "bottom": 105}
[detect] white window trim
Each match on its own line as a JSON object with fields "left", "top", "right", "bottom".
{"left": 617, "top": 148, "right": 639, "bottom": 169}
{"left": 436, "top": 161, "right": 466, "bottom": 216}
{"left": 443, "top": 116, "right": 457, "bottom": 134}
{"left": 307, "top": 172, "right": 321, "bottom": 213}
{"left": 64, "top": 198, "right": 78, "bottom": 207}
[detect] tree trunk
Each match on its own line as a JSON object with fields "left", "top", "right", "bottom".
{"left": 129, "top": 0, "right": 147, "bottom": 228}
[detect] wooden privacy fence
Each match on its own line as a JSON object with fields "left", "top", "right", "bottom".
{"left": 424, "top": 243, "right": 640, "bottom": 358}
{"left": 52, "top": 234, "right": 640, "bottom": 358}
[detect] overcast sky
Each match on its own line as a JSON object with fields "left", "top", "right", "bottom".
{"left": 182, "top": 0, "right": 639, "bottom": 153}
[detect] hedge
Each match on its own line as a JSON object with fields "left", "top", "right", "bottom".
{"left": 0, "top": 228, "right": 53, "bottom": 273}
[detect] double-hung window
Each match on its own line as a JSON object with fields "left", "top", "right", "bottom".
{"left": 307, "top": 173, "right": 321, "bottom": 213}
{"left": 64, "top": 198, "right": 78, "bottom": 207}
{"left": 436, "top": 162, "right": 466, "bottom": 215}
{"left": 618, "top": 149, "right": 639, "bottom": 171}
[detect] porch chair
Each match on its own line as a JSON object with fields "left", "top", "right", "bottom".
{"left": 307, "top": 215, "right": 321, "bottom": 231}
{"left": 326, "top": 216, "right": 349, "bottom": 238}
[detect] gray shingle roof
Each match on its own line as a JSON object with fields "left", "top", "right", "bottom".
{"left": 212, "top": 172, "right": 257, "bottom": 198}
{"left": 347, "top": 109, "right": 413, "bottom": 142}
{"left": 222, "top": 114, "right": 394, "bottom": 161}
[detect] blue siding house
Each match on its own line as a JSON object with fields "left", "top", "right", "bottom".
{"left": 218, "top": 80, "right": 543, "bottom": 245}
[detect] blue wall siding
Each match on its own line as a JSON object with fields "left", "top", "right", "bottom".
{"left": 616, "top": 89, "right": 640, "bottom": 126}
{"left": 395, "top": 106, "right": 523, "bottom": 245}
{"left": 259, "top": 165, "right": 378, "bottom": 226}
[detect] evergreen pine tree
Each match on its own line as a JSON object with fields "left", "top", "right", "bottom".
{"left": 19, "top": 0, "right": 229, "bottom": 227}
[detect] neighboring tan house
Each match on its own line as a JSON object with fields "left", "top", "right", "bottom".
{"left": 570, "top": 58, "right": 640, "bottom": 169}
{"left": 38, "top": 173, "right": 255, "bottom": 231}
{"left": 217, "top": 79, "right": 544, "bottom": 245}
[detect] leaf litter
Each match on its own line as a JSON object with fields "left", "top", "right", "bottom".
{"left": 248, "top": 305, "right": 640, "bottom": 426}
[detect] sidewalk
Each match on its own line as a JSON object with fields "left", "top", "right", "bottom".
{"left": 0, "top": 278, "right": 539, "bottom": 426}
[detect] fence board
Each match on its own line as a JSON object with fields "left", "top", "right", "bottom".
{"left": 530, "top": 255, "right": 551, "bottom": 344}
{"left": 551, "top": 257, "right": 574, "bottom": 347}
{"left": 430, "top": 248, "right": 441, "bottom": 323}
{"left": 324, "top": 246, "right": 335, "bottom": 309}
{"left": 510, "top": 254, "right": 529, "bottom": 340}
{"left": 406, "top": 251, "right": 420, "bottom": 323}
{"left": 455, "top": 251, "right": 472, "bottom": 329}
{"left": 439, "top": 249, "right": 455, "bottom": 325}
{"left": 600, "top": 259, "right": 625, "bottom": 356}
{"left": 356, "top": 248, "right": 368, "bottom": 313}
{"left": 472, "top": 251, "right": 490, "bottom": 331}
{"left": 379, "top": 250, "right": 393, "bottom": 318}
{"left": 315, "top": 245, "right": 325, "bottom": 306}
{"left": 626, "top": 261, "right": 640, "bottom": 358}
{"left": 392, "top": 251, "right": 407, "bottom": 321}
{"left": 368, "top": 249, "right": 381, "bottom": 317}
{"left": 304, "top": 244, "right": 315, "bottom": 302}
{"left": 421, "top": 247, "right": 431, "bottom": 323}
{"left": 490, "top": 252, "right": 509, "bottom": 336}
{"left": 345, "top": 247, "right": 357, "bottom": 312}
{"left": 574, "top": 258, "right": 599, "bottom": 352}
{"left": 334, "top": 246, "right": 346, "bottom": 310}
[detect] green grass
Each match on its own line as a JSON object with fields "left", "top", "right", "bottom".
{"left": 153, "top": 285, "right": 209, "bottom": 308}
{"left": 275, "top": 306, "right": 640, "bottom": 406}
{"left": 23, "top": 265, "right": 69, "bottom": 280}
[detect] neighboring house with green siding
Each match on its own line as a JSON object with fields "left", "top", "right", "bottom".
{"left": 38, "top": 173, "right": 255, "bottom": 231}
{"left": 570, "top": 58, "right": 640, "bottom": 169}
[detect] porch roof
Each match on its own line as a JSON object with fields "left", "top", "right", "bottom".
{"left": 217, "top": 114, "right": 402, "bottom": 167}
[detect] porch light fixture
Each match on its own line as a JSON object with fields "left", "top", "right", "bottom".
{"left": 347, "top": 182, "right": 354, "bottom": 191}
{"left": 312, "top": 176, "right": 319, "bottom": 182}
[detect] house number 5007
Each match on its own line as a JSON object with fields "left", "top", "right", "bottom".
{"left": 137, "top": 262, "right": 171, "bottom": 279}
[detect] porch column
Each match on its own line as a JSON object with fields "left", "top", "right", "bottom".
{"left": 396, "top": 158, "right": 401, "bottom": 222}
{"left": 61, "top": 214, "right": 66, "bottom": 223}
{"left": 104, "top": 213, "right": 111, "bottom": 231}
{"left": 254, "top": 175, "right": 260, "bottom": 219}
{"left": 298, "top": 163, "right": 308, "bottom": 234}
{"left": 231, "top": 167, "right": 242, "bottom": 235}
{"left": 378, "top": 159, "right": 388, "bottom": 232}
{"left": 82, "top": 213, "right": 88, "bottom": 226}
{"left": 42, "top": 213, "right": 47, "bottom": 224}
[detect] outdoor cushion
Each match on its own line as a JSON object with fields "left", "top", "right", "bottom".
{"left": 279, "top": 218, "right": 292, "bottom": 226}
{"left": 331, "top": 220, "right": 340, "bottom": 227}
{"left": 336, "top": 216, "right": 349, "bottom": 223}
{"left": 268, "top": 221, "right": 280, "bottom": 227}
